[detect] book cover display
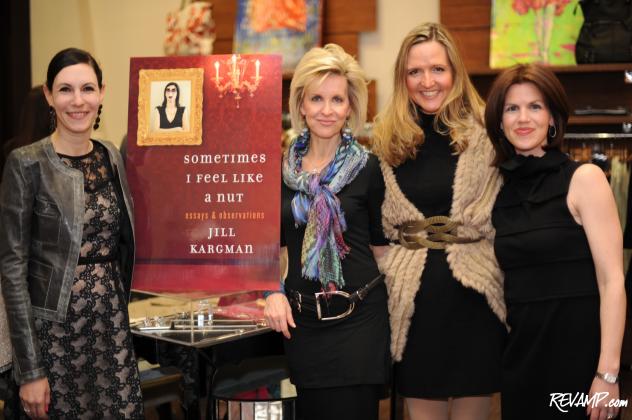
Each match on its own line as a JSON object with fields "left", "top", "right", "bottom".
{"left": 126, "top": 54, "right": 282, "bottom": 294}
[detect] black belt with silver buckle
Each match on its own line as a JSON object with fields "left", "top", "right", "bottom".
{"left": 286, "top": 273, "right": 385, "bottom": 321}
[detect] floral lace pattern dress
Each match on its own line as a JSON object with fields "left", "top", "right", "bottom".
{"left": 32, "top": 143, "right": 143, "bottom": 418}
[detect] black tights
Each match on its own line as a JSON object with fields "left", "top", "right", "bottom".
{"left": 296, "top": 384, "right": 381, "bottom": 420}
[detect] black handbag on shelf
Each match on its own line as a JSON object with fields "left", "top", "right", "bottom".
{"left": 575, "top": 0, "right": 632, "bottom": 63}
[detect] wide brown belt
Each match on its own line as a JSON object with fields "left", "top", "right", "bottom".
{"left": 397, "top": 216, "right": 482, "bottom": 250}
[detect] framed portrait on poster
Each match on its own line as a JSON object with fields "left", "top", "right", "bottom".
{"left": 137, "top": 68, "right": 204, "bottom": 146}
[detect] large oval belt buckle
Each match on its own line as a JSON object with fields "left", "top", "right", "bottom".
{"left": 314, "top": 290, "right": 355, "bottom": 321}
{"left": 398, "top": 220, "right": 424, "bottom": 250}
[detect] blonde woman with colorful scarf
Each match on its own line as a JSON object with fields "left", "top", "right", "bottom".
{"left": 264, "top": 44, "right": 390, "bottom": 420}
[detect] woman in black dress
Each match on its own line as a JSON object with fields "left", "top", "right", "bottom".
{"left": 485, "top": 64, "right": 626, "bottom": 420}
{"left": 152, "top": 82, "right": 189, "bottom": 132}
{"left": 0, "top": 48, "right": 142, "bottom": 419}
{"left": 371, "top": 23, "right": 506, "bottom": 420}
{"left": 264, "top": 44, "right": 390, "bottom": 420}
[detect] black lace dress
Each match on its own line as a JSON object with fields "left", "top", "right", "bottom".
{"left": 20, "top": 142, "right": 143, "bottom": 418}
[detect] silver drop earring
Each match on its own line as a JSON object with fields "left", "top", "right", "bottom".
{"left": 342, "top": 119, "right": 352, "bottom": 136}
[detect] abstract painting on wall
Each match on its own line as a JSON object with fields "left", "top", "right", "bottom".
{"left": 233, "top": 0, "right": 322, "bottom": 73}
{"left": 490, "top": 0, "right": 584, "bottom": 68}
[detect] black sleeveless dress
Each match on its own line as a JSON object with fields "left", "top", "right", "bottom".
{"left": 393, "top": 114, "right": 505, "bottom": 398}
{"left": 493, "top": 150, "right": 600, "bottom": 419}
{"left": 158, "top": 106, "right": 185, "bottom": 129}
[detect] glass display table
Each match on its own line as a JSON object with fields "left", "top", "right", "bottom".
{"left": 129, "top": 289, "right": 272, "bottom": 348}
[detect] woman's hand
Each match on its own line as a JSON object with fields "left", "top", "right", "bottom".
{"left": 586, "top": 376, "right": 619, "bottom": 419}
{"left": 264, "top": 293, "right": 296, "bottom": 339}
{"left": 20, "top": 377, "right": 50, "bottom": 419}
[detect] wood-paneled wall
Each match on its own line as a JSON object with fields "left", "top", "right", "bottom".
{"left": 213, "top": 0, "right": 375, "bottom": 57}
{"left": 440, "top": 0, "right": 632, "bottom": 130}
{"left": 210, "top": 0, "right": 377, "bottom": 117}
{"left": 440, "top": 0, "right": 491, "bottom": 72}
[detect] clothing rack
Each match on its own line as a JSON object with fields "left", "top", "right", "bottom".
{"left": 564, "top": 132, "right": 632, "bottom": 163}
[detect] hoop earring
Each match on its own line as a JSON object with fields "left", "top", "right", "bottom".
{"left": 93, "top": 104, "right": 102, "bottom": 130}
{"left": 49, "top": 107, "right": 57, "bottom": 132}
{"left": 548, "top": 124, "right": 557, "bottom": 139}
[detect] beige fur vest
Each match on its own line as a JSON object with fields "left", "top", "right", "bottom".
{"left": 379, "top": 118, "right": 507, "bottom": 361}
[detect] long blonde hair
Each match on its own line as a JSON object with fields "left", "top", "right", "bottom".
{"left": 372, "top": 22, "right": 485, "bottom": 166}
{"left": 288, "top": 44, "right": 368, "bottom": 136}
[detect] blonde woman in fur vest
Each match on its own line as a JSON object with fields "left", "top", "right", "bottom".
{"left": 371, "top": 22, "right": 506, "bottom": 420}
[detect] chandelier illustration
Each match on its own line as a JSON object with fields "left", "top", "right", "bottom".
{"left": 213, "top": 54, "right": 262, "bottom": 108}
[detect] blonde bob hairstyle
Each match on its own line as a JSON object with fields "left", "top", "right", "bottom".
{"left": 372, "top": 22, "right": 485, "bottom": 166}
{"left": 289, "top": 44, "right": 368, "bottom": 137}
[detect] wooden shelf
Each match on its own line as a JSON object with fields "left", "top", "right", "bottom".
{"left": 442, "top": 0, "right": 632, "bottom": 130}
{"left": 565, "top": 132, "right": 632, "bottom": 139}
{"left": 468, "top": 63, "right": 632, "bottom": 77}
{"left": 569, "top": 115, "right": 632, "bottom": 125}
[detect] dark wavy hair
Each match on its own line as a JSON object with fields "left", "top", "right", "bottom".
{"left": 485, "top": 63, "right": 569, "bottom": 166}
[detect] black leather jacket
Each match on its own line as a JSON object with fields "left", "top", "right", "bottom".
{"left": 0, "top": 137, "right": 135, "bottom": 385}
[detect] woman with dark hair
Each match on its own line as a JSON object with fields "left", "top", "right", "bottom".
{"left": 152, "top": 81, "right": 189, "bottom": 131}
{"left": 485, "top": 63, "right": 626, "bottom": 419}
{"left": 0, "top": 47, "right": 143, "bottom": 418}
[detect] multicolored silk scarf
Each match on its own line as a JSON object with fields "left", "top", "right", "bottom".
{"left": 282, "top": 129, "right": 368, "bottom": 289}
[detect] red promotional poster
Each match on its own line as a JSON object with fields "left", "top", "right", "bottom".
{"left": 126, "top": 54, "right": 281, "bottom": 294}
